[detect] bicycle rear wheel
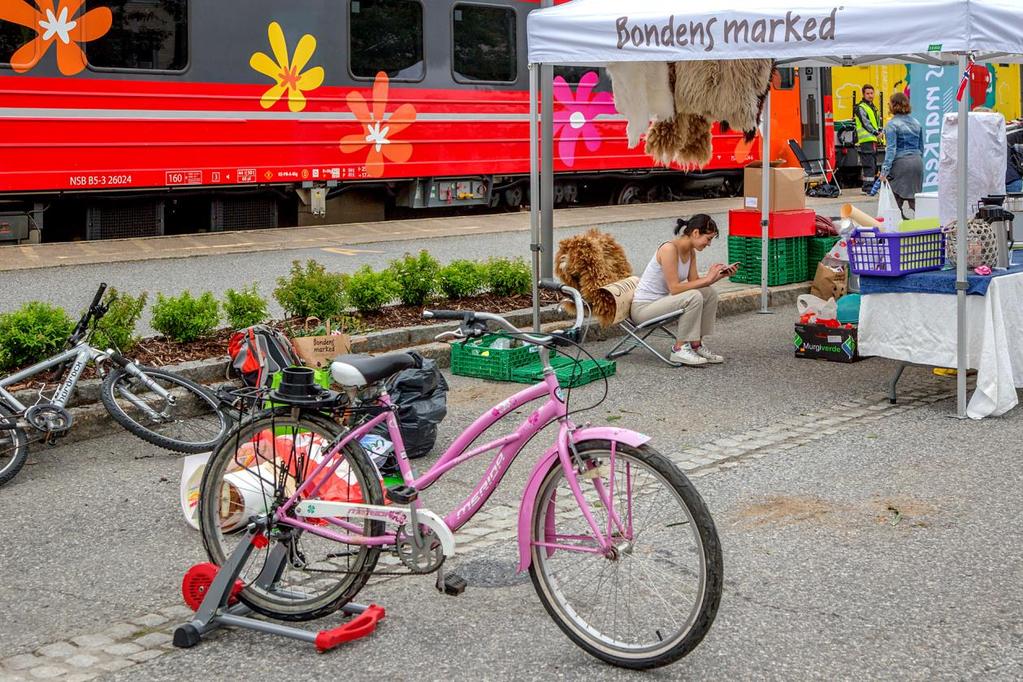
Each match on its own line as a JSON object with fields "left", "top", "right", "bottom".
{"left": 0, "top": 404, "right": 28, "bottom": 487}
{"left": 528, "top": 440, "right": 722, "bottom": 669}
{"left": 101, "top": 366, "right": 229, "bottom": 454}
{"left": 198, "top": 410, "right": 384, "bottom": 621}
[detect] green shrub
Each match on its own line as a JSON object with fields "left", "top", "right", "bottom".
{"left": 273, "top": 260, "right": 346, "bottom": 320}
{"left": 389, "top": 251, "right": 440, "bottom": 306}
{"left": 346, "top": 266, "right": 398, "bottom": 313}
{"left": 151, "top": 291, "right": 219, "bottom": 342}
{"left": 0, "top": 302, "right": 74, "bottom": 371}
{"left": 486, "top": 257, "right": 532, "bottom": 297}
{"left": 438, "top": 260, "right": 485, "bottom": 299}
{"left": 224, "top": 284, "right": 269, "bottom": 329}
{"left": 92, "top": 288, "right": 147, "bottom": 352}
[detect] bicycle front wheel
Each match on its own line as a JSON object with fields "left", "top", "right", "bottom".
{"left": 101, "top": 366, "right": 229, "bottom": 453}
{"left": 0, "top": 403, "right": 28, "bottom": 487}
{"left": 528, "top": 440, "right": 722, "bottom": 669}
{"left": 198, "top": 411, "right": 384, "bottom": 621}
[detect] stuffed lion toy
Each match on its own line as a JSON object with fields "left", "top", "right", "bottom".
{"left": 554, "top": 229, "right": 633, "bottom": 327}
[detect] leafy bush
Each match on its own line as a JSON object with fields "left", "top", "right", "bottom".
{"left": 151, "top": 291, "right": 220, "bottom": 342}
{"left": 485, "top": 257, "right": 532, "bottom": 297}
{"left": 346, "top": 266, "right": 398, "bottom": 313}
{"left": 389, "top": 251, "right": 440, "bottom": 306}
{"left": 92, "top": 288, "right": 147, "bottom": 352}
{"left": 438, "top": 260, "right": 485, "bottom": 299}
{"left": 0, "top": 302, "right": 74, "bottom": 371}
{"left": 273, "top": 260, "right": 346, "bottom": 320}
{"left": 224, "top": 284, "right": 269, "bottom": 329}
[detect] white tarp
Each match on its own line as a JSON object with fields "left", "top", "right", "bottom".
{"left": 938, "top": 112, "right": 1007, "bottom": 227}
{"left": 527, "top": 0, "right": 1023, "bottom": 66}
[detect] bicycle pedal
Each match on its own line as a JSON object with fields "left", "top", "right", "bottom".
{"left": 436, "top": 572, "right": 467, "bottom": 596}
{"left": 386, "top": 484, "right": 418, "bottom": 505}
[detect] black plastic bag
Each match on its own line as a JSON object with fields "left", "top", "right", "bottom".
{"left": 379, "top": 352, "right": 448, "bottom": 460}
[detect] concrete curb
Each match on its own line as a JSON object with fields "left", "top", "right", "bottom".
{"left": 33, "top": 283, "right": 809, "bottom": 448}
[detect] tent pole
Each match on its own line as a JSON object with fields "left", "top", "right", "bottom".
{"left": 540, "top": 0, "right": 554, "bottom": 281}
{"left": 529, "top": 63, "right": 541, "bottom": 332}
{"left": 955, "top": 54, "right": 969, "bottom": 417}
{"left": 759, "top": 88, "right": 772, "bottom": 314}
{"left": 541, "top": 63, "right": 554, "bottom": 280}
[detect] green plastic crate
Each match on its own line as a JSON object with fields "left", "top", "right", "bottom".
{"left": 728, "top": 236, "right": 810, "bottom": 285}
{"left": 510, "top": 355, "right": 616, "bottom": 388}
{"left": 450, "top": 334, "right": 551, "bottom": 381}
{"left": 808, "top": 236, "right": 840, "bottom": 269}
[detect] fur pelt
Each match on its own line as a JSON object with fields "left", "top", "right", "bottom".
{"left": 644, "top": 112, "right": 713, "bottom": 168}
{"left": 674, "top": 59, "right": 775, "bottom": 135}
{"left": 607, "top": 62, "right": 675, "bottom": 148}
{"left": 554, "top": 229, "right": 632, "bottom": 327}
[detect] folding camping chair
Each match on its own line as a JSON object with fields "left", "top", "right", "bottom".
{"left": 788, "top": 139, "right": 842, "bottom": 198}
{"left": 605, "top": 308, "right": 688, "bottom": 367}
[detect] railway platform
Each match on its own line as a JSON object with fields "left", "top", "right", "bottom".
{"left": 0, "top": 196, "right": 852, "bottom": 272}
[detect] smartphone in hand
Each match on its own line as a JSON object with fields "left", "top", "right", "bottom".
{"left": 721, "top": 262, "right": 741, "bottom": 276}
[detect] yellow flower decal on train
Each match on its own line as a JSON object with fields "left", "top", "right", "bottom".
{"left": 249, "top": 22, "right": 324, "bottom": 113}
{"left": 0, "top": 0, "right": 112, "bottom": 76}
{"left": 339, "top": 72, "right": 417, "bottom": 178}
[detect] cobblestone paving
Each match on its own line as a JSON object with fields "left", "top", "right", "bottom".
{"left": 0, "top": 374, "right": 954, "bottom": 681}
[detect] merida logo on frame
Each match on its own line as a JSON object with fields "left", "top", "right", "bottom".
{"left": 615, "top": 9, "right": 840, "bottom": 51}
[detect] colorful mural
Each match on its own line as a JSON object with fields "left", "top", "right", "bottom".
{"left": 0, "top": 0, "right": 111, "bottom": 75}
{"left": 249, "top": 22, "right": 324, "bottom": 113}
{"left": 339, "top": 71, "right": 417, "bottom": 178}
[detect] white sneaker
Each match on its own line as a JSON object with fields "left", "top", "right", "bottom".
{"left": 694, "top": 345, "right": 724, "bottom": 364}
{"left": 670, "top": 344, "right": 708, "bottom": 366}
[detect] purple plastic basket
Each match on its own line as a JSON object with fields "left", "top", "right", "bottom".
{"left": 847, "top": 227, "right": 945, "bottom": 276}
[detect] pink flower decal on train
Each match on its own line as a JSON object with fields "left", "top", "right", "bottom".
{"left": 250, "top": 22, "right": 324, "bottom": 113}
{"left": 0, "top": 0, "right": 112, "bottom": 76}
{"left": 553, "top": 72, "right": 616, "bottom": 167}
{"left": 339, "top": 72, "right": 417, "bottom": 178}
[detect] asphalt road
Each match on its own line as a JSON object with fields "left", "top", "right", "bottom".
{"left": 0, "top": 200, "right": 874, "bottom": 336}
{"left": 2, "top": 309, "right": 1020, "bottom": 679}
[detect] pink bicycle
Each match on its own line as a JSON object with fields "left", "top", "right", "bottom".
{"left": 197, "top": 282, "right": 722, "bottom": 669}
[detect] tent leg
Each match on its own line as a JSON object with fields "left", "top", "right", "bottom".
{"left": 541, "top": 63, "right": 554, "bottom": 281}
{"left": 759, "top": 89, "right": 772, "bottom": 314}
{"left": 529, "top": 63, "right": 541, "bottom": 332}
{"left": 955, "top": 55, "right": 969, "bottom": 418}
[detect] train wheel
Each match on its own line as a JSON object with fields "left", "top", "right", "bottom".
{"left": 504, "top": 186, "right": 524, "bottom": 209}
{"left": 613, "top": 183, "right": 644, "bottom": 205}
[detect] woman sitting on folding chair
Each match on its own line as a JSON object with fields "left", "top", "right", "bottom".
{"left": 630, "top": 215, "right": 735, "bottom": 366}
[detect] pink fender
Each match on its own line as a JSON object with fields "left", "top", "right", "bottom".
{"left": 516, "top": 427, "right": 651, "bottom": 572}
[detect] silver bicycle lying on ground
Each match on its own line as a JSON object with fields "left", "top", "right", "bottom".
{"left": 0, "top": 284, "right": 230, "bottom": 487}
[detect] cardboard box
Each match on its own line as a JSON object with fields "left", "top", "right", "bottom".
{"left": 744, "top": 165, "right": 806, "bottom": 212}
{"left": 794, "top": 323, "right": 861, "bottom": 363}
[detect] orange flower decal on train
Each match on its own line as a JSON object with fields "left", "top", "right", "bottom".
{"left": 339, "top": 72, "right": 416, "bottom": 178}
{"left": 0, "top": 0, "right": 112, "bottom": 76}
{"left": 250, "top": 22, "right": 324, "bottom": 113}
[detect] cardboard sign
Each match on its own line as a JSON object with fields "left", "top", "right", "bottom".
{"left": 291, "top": 333, "right": 351, "bottom": 368}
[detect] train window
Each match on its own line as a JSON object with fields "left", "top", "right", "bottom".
{"left": 452, "top": 4, "right": 516, "bottom": 83}
{"left": 350, "top": 0, "right": 424, "bottom": 81}
{"left": 776, "top": 67, "right": 796, "bottom": 90}
{"left": 0, "top": 22, "right": 34, "bottom": 67}
{"left": 85, "top": 0, "right": 188, "bottom": 71}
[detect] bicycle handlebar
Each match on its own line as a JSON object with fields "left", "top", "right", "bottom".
{"left": 424, "top": 281, "right": 586, "bottom": 345}
{"left": 89, "top": 283, "right": 107, "bottom": 311}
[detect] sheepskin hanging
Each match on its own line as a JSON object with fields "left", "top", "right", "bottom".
{"left": 674, "top": 59, "right": 775, "bottom": 138}
{"left": 606, "top": 61, "right": 675, "bottom": 148}
{"left": 644, "top": 112, "right": 713, "bottom": 168}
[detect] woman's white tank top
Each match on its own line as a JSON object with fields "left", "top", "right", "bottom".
{"left": 634, "top": 242, "right": 689, "bottom": 303}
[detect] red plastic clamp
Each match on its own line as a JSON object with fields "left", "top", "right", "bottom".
{"left": 314, "top": 604, "right": 386, "bottom": 652}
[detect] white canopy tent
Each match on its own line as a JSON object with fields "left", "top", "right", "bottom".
{"left": 526, "top": 0, "right": 1023, "bottom": 418}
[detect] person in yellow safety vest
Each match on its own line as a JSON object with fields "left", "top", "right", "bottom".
{"left": 855, "top": 84, "right": 883, "bottom": 195}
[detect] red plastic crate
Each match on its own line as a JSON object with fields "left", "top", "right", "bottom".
{"left": 728, "top": 209, "right": 816, "bottom": 238}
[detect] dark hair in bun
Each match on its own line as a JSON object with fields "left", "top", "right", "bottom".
{"left": 674, "top": 214, "right": 719, "bottom": 237}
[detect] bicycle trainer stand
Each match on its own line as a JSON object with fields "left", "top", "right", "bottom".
{"left": 173, "top": 516, "right": 385, "bottom": 653}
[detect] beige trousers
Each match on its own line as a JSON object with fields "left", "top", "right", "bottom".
{"left": 630, "top": 286, "right": 718, "bottom": 343}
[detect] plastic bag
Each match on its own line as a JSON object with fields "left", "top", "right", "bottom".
{"left": 876, "top": 181, "right": 902, "bottom": 231}
{"left": 379, "top": 352, "right": 448, "bottom": 460}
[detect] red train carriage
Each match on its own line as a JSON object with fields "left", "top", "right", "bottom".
{"left": 0, "top": 0, "right": 828, "bottom": 242}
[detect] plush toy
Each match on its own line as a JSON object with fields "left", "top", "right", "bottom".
{"left": 554, "top": 229, "right": 633, "bottom": 326}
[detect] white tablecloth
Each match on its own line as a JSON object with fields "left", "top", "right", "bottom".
{"left": 859, "top": 272, "right": 1023, "bottom": 419}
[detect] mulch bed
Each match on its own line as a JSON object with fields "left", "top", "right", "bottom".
{"left": 5, "top": 291, "right": 560, "bottom": 392}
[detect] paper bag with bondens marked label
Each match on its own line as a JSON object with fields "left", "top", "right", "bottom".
{"left": 290, "top": 318, "right": 352, "bottom": 368}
